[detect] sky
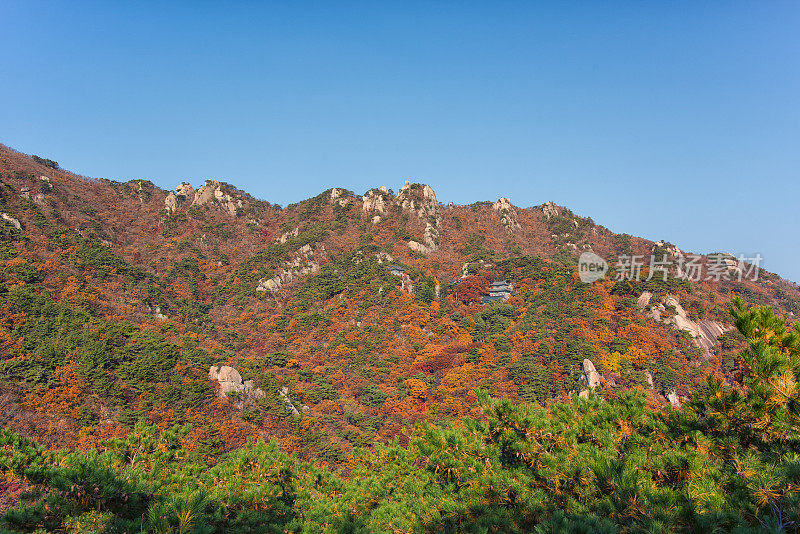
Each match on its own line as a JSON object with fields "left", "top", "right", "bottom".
{"left": 1, "top": 1, "right": 798, "bottom": 280}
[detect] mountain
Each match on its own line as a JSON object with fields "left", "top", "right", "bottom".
{"left": 3, "top": 143, "right": 800, "bottom": 532}
{"left": 1, "top": 141, "right": 798, "bottom": 462}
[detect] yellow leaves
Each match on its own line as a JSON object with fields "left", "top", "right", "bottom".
{"left": 622, "top": 345, "right": 648, "bottom": 366}
{"left": 456, "top": 331, "right": 473, "bottom": 348}
{"left": 405, "top": 378, "right": 428, "bottom": 399}
{"left": 754, "top": 485, "right": 783, "bottom": 508}
{"left": 600, "top": 345, "right": 647, "bottom": 374}
{"left": 766, "top": 369, "right": 798, "bottom": 411}
{"left": 600, "top": 350, "right": 623, "bottom": 374}
{"left": 616, "top": 418, "right": 633, "bottom": 438}
{"left": 333, "top": 345, "right": 356, "bottom": 359}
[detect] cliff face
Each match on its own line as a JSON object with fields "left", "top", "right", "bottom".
{"left": 0, "top": 142, "right": 797, "bottom": 460}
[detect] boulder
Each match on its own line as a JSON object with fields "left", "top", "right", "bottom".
{"left": 209, "top": 365, "right": 244, "bottom": 396}
{"left": 636, "top": 291, "right": 652, "bottom": 309}
{"left": 408, "top": 240, "right": 434, "bottom": 255}
{"left": 667, "top": 390, "right": 681, "bottom": 409}
{"left": 153, "top": 306, "right": 167, "bottom": 321}
{"left": 209, "top": 365, "right": 265, "bottom": 399}
{"left": 256, "top": 277, "right": 282, "bottom": 293}
{"left": 375, "top": 252, "right": 394, "bottom": 264}
{"left": 1, "top": 213, "right": 21, "bottom": 230}
{"left": 582, "top": 359, "right": 601, "bottom": 390}
{"left": 175, "top": 183, "right": 195, "bottom": 198}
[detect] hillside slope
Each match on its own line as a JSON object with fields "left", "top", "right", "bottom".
{"left": 1, "top": 143, "right": 798, "bottom": 464}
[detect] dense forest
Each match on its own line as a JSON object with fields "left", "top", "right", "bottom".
{"left": 2, "top": 300, "right": 799, "bottom": 532}
{"left": 1, "top": 143, "right": 799, "bottom": 532}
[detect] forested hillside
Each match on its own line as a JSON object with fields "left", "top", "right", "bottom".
{"left": 1, "top": 300, "right": 799, "bottom": 532}
{"left": 1, "top": 143, "right": 799, "bottom": 531}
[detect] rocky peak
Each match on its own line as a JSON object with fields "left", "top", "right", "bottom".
{"left": 492, "top": 197, "right": 512, "bottom": 211}
{"left": 362, "top": 187, "right": 392, "bottom": 215}
{"left": 164, "top": 180, "right": 244, "bottom": 217}
{"left": 492, "top": 197, "right": 520, "bottom": 231}
{"left": 330, "top": 188, "right": 350, "bottom": 207}
{"left": 541, "top": 201, "right": 560, "bottom": 219}
{"left": 653, "top": 240, "right": 683, "bottom": 257}
{"left": 397, "top": 181, "right": 438, "bottom": 219}
{"left": 164, "top": 182, "right": 196, "bottom": 214}
{"left": 175, "top": 182, "right": 195, "bottom": 198}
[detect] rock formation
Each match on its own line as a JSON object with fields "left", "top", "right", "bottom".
{"left": 209, "top": 365, "right": 265, "bottom": 399}
{"left": 193, "top": 180, "right": 243, "bottom": 217}
{"left": 329, "top": 188, "right": 350, "bottom": 207}
{"left": 361, "top": 188, "right": 391, "bottom": 215}
{"left": 636, "top": 291, "right": 653, "bottom": 309}
{"left": 397, "top": 181, "right": 438, "bottom": 220}
{"left": 651, "top": 295, "right": 728, "bottom": 357}
{"left": 279, "top": 387, "right": 306, "bottom": 416}
{"left": 579, "top": 359, "right": 602, "bottom": 398}
{"left": 397, "top": 182, "right": 441, "bottom": 254}
{"left": 408, "top": 222, "right": 439, "bottom": 255}
{"left": 645, "top": 371, "right": 654, "bottom": 388}
{"left": 164, "top": 180, "right": 244, "bottom": 216}
{"left": 667, "top": 390, "right": 681, "bottom": 409}
{"left": 492, "top": 197, "right": 521, "bottom": 231}
{"left": 278, "top": 227, "right": 300, "bottom": 244}
{"left": 361, "top": 181, "right": 442, "bottom": 253}
{"left": 582, "top": 359, "right": 601, "bottom": 389}
{"left": 541, "top": 201, "right": 560, "bottom": 219}
{"left": 164, "top": 183, "right": 194, "bottom": 214}
{"left": 636, "top": 291, "right": 729, "bottom": 362}
{"left": 653, "top": 240, "right": 683, "bottom": 257}
{"left": 256, "top": 244, "right": 322, "bottom": 293}
{"left": 1, "top": 213, "right": 21, "bottom": 230}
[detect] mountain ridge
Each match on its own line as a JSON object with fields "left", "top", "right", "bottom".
{"left": 1, "top": 141, "right": 798, "bottom": 462}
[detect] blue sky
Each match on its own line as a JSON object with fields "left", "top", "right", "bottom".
{"left": 1, "top": 2, "right": 798, "bottom": 280}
